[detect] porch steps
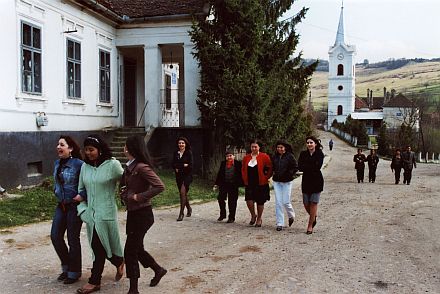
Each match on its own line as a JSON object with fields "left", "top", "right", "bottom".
{"left": 109, "top": 127, "right": 147, "bottom": 163}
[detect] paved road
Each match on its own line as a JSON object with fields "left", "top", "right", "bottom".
{"left": 1, "top": 131, "right": 439, "bottom": 293}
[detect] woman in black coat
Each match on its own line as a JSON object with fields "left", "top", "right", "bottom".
{"left": 172, "top": 137, "right": 193, "bottom": 221}
{"left": 298, "top": 136, "right": 324, "bottom": 235}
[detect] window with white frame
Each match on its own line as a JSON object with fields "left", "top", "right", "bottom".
{"left": 67, "top": 39, "right": 81, "bottom": 98}
{"left": 99, "top": 50, "right": 110, "bottom": 103}
{"left": 21, "top": 21, "right": 42, "bottom": 94}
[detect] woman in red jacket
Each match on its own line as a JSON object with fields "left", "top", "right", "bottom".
{"left": 241, "top": 140, "right": 273, "bottom": 227}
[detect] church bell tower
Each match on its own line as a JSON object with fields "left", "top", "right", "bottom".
{"left": 327, "top": 5, "right": 356, "bottom": 128}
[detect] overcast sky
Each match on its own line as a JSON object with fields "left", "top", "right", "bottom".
{"left": 286, "top": 0, "right": 440, "bottom": 63}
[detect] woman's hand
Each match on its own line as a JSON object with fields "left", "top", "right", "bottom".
{"left": 73, "top": 195, "right": 83, "bottom": 202}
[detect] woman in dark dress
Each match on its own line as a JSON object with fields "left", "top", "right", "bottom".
{"left": 391, "top": 149, "right": 403, "bottom": 184}
{"left": 298, "top": 136, "right": 324, "bottom": 235}
{"left": 172, "top": 137, "right": 193, "bottom": 221}
{"left": 241, "top": 140, "right": 273, "bottom": 227}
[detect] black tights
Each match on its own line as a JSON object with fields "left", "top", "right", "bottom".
{"left": 179, "top": 184, "right": 191, "bottom": 215}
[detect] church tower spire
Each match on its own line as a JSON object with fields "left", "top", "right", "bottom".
{"left": 334, "top": 5, "right": 345, "bottom": 46}
{"left": 327, "top": 2, "right": 356, "bottom": 129}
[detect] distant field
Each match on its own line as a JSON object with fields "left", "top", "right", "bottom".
{"left": 309, "top": 61, "right": 440, "bottom": 111}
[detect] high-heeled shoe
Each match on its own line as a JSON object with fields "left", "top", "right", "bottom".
{"left": 115, "top": 261, "right": 125, "bottom": 281}
{"left": 177, "top": 213, "right": 184, "bottom": 221}
{"left": 249, "top": 216, "right": 256, "bottom": 226}
{"left": 312, "top": 216, "right": 317, "bottom": 228}
{"left": 186, "top": 207, "right": 192, "bottom": 217}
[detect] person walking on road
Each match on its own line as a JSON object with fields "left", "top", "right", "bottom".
{"left": 353, "top": 148, "right": 367, "bottom": 183}
{"left": 402, "top": 145, "right": 416, "bottom": 185}
{"left": 214, "top": 149, "right": 243, "bottom": 223}
{"left": 172, "top": 137, "right": 193, "bottom": 221}
{"left": 120, "top": 135, "right": 167, "bottom": 293}
{"left": 272, "top": 140, "right": 298, "bottom": 231}
{"left": 366, "top": 149, "right": 379, "bottom": 183}
{"left": 51, "top": 135, "right": 83, "bottom": 285}
{"left": 241, "top": 140, "right": 273, "bottom": 228}
{"left": 298, "top": 136, "right": 324, "bottom": 235}
{"left": 328, "top": 139, "right": 334, "bottom": 151}
{"left": 76, "top": 135, "right": 125, "bottom": 294}
{"left": 391, "top": 149, "right": 404, "bottom": 184}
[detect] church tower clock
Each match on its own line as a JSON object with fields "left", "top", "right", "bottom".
{"left": 327, "top": 5, "right": 356, "bottom": 128}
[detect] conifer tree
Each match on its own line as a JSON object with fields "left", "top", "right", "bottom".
{"left": 190, "top": 0, "right": 317, "bottom": 177}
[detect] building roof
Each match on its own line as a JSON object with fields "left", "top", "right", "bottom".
{"left": 71, "top": 0, "right": 208, "bottom": 23}
{"left": 355, "top": 96, "right": 385, "bottom": 110}
{"left": 382, "top": 93, "right": 415, "bottom": 108}
{"left": 351, "top": 112, "right": 383, "bottom": 120}
{"left": 355, "top": 96, "right": 368, "bottom": 109}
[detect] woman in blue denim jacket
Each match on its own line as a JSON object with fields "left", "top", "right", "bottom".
{"left": 51, "top": 135, "right": 84, "bottom": 284}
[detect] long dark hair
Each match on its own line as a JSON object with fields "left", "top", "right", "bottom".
{"left": 306, "top": 136, "right": 323, "bottom": 150}
{"left": 83, "top": 134, "right": 112, "bottom": 166}
{"left": 176, "top": 136, "right": 191, "bottom": 150}
{"left": 59, "top": 135, "right": 82, "bottom": 160}
{"left": 125, "top": 135, "right": 153, "bottom": 166}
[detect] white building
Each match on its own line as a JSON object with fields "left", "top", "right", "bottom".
{"left": 327, "top": 5, "right": 356, "bottom": 128}
{"left": 327, "top": 5, "right": 419, "bottom": 135}
{"left": 0, "top": 0, "right": 208, "bottom": 188}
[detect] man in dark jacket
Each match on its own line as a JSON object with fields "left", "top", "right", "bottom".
{"left": 214, "top": 150, "right": 243, "bottom": 223}
{"left": 353, "top": 148, "right": 367, "bottom": 183}
{"left": 402, "top": 145, "right": 417, "bottom": 185}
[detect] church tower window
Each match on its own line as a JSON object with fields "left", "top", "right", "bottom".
{"left": 337, "top": 105, "right": 343, "bottom": 115}
{"left": 337, "top": 64, "right": 344, "bottom": 76}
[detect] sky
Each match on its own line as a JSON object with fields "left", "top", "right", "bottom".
{"left": 285, "top": 0, "right": 440, "bottom": 63}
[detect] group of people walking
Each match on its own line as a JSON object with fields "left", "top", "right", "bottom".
{"left": 51, "top": 134, "right": 166, "bottom": 294}
{"left": 49, "top": 133, "right": 327, "bottom": 293}
{"left": 353, "top": 146, "right": 416, "bottom": 184}
{"left": 213, "top": 136, "right": 324, "bottom": 235}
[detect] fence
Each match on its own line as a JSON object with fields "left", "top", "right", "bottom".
{"left": 329, "top": 127, "right": 358, "bottom": 146}
{"left": 417, "top": 152, "right": 440, "bottom": 164}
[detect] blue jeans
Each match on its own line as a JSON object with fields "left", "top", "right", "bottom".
{"left": 51, "top": 203, "right": 82, "bottom": 279}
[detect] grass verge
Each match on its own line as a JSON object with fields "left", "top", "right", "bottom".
{"left": 0, "top": 169, "right": 217, "bottom": 229}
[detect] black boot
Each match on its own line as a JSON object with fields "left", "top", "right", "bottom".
{"left": 128, "top": 277, "right": 139, "bottom": 294}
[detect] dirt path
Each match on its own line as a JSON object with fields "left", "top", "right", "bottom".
{"left": 1, "top": 131, "right": 440, "bottom": 294}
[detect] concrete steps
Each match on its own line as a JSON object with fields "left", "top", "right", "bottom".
{"left": 109, "top": 127, "right": 147, "bottom": 163}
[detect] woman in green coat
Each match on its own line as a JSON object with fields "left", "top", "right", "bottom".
{"left": 75, "top": 135, "right": 124, "bottom": 294}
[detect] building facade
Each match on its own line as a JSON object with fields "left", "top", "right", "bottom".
{"left": 0, "top": 0, "right": 207, "bottom": 188}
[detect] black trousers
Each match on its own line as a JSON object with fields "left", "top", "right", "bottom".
{"left": 89, "top": 229, "right": 123, "bottom": 285}
{"left": 403, "top": 168, "right": 413, "bottom": 184}
{"left": 217, "top": 183, "right": 239, "bottom": 220}
{"left": 356, "top": 168, "right": 365, "bottom": 182}
{"left": 124, "top": 206, "right": 160, "bottom": 278}
{"left": 394, "top": 168, "right": 402, "bottom": 184}
{"left": 368, "top": 167, "right": 377, "bottom": 182}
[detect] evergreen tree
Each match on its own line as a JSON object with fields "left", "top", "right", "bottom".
{"left": 190, "top": 0, "right": 317, "bottom": 177}
{"left": 377, "top": 123, "right": 389, "bottom": 156}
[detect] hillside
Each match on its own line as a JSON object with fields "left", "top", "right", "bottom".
{"left": 309, "top": 61, "right": 440, "bottom": 111}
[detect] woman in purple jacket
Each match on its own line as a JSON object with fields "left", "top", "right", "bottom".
{"left": 120, "top": 136, "right": 167, "bottom": 293}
